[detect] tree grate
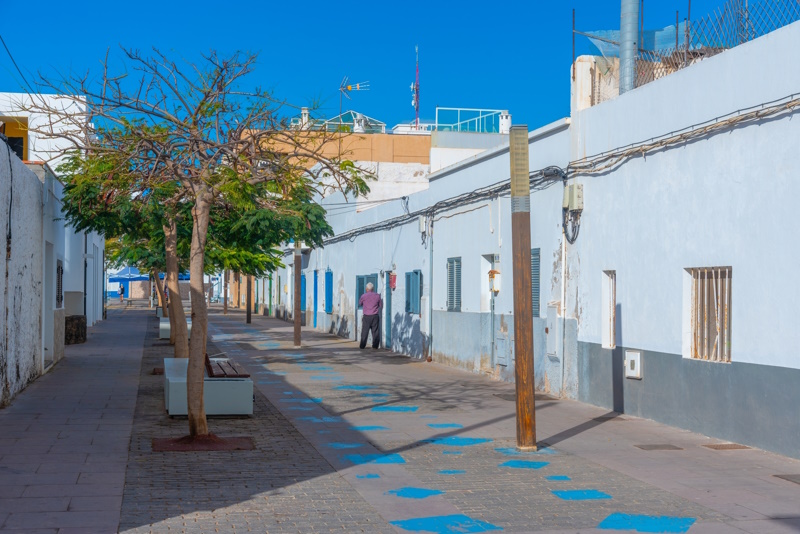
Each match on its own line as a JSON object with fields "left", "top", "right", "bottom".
{"left": 774, "top": 475, "right": 800, "bottom": 485}
{"left": 703, "top": 443, "right": 751, "bottom": 450}
{"left": 635, "top": 444, "right": 683, "bottom": 451}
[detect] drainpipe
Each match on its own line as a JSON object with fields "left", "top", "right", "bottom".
{"left": 619, "top": 0, "right": 640, "bottom": 94}
{"left": 427, "top": 216, "right": 434, "bottom": 362}
{"left": 561, "top": 226, "right": 567, "bottom": 396}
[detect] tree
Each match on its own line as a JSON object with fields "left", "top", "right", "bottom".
{"left": 31, "top": 48, "right": 369, "bottom": 437}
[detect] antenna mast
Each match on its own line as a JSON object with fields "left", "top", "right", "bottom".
{"left": 411, "top": 46, "right": 420, "bottom": 130}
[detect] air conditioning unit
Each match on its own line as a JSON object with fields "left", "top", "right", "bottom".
{"left": 625, "top": 350, "right": 642, "bottom": 379}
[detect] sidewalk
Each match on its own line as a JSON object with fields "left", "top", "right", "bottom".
{"left": 1, "top": 307, "right": 799, "bottom": 533}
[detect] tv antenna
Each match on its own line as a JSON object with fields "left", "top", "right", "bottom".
{"left": 339, "top": 76, "right": 370, "bottom": 129}
{"left": 410, "top": 46, "right": 420, "bottom": 129}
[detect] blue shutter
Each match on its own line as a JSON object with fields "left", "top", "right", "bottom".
{"left": 405, "top": 272, "right": 412, "bottom": 313}
{"left": 300, "top": 273, "right": 306, "bottom": 311}
{"left": 412, "top": 271, "right": 421, "bottom": 314}
{"left": 325, "top": 270, "right": 333, "bottom": 314}
{"left": 531, "top": 248, "right": 541, "bottom": 318}
{"left": 356, "top": 276, "right": 366, "bottom": 309}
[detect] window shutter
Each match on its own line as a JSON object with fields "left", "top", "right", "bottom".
{"left": 412, "top": 271, "right": 420, "bottom": 314}
{"left": 325, "top": 270, "right": 333, "bottom": 314}
{"left": 356, "top": 276, "right": 365, "bottom": 309}
{"left": 446, "top": 259, "right": 454, "bottom": 311}
{"left": 531, "top": 248, "right": 540, "bottom": 318}
{"left": 454, "top": 258, "right": 461, "bottom": 312}
{"left": 367, "top": 274, "right": 378, "bottom": 292}
{"left": 300, "top": 274, "right": 306, "bottom": 311}
{"left": 405, "top": 272, "right": 412, "bottom": 313}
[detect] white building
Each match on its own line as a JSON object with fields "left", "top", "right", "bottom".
{"left": 0, "top": 93, "right": 104, "bottom": 404}
{"left": 266, "top": 20, "right": 800, "bottom": 459}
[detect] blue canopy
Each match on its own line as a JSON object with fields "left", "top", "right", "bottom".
{"left": 108, "top": 267, "right": 150, "bottom": 283}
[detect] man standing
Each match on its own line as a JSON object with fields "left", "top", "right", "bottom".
{"left": 359, "top": 282, "right": 382, "bottom": 349}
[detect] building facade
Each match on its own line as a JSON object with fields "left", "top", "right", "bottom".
{"left": 265, "top": 21, "right": 800, "bottom": 458}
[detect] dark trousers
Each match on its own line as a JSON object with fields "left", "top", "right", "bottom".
{"left": 360, "top": 314, "right": 380, "bottom": 349}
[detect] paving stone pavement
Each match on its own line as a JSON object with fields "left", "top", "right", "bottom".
{"left": 3, "top": 306, "right": 800, "bottom": 533}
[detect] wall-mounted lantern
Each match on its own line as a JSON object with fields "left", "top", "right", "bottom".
{"left": 488, "top": 269, "right": 501, "bottom": 295}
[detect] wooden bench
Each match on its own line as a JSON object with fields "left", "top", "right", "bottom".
{"left": 205, "top": 353, "right": 250, "bottom": 378}
{"left": 163, "top": 357, "right": 253, "bottom": 416}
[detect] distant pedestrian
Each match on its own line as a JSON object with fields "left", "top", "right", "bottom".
{"left": 118, "top": 285, "right": 125, "bottom": 303}
{"left": 359, "top": 283, "right": 382, "bottom": 349}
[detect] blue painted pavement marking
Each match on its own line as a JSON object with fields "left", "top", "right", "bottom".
{"left": 426, "top": 437, "right": 492, "bottom": 447}
{"left": 283, "top": 391, "right": 294, "bottom": 395}
{"left": 317, "top": 430, "right": 332, "bottom": 434}
{"left": 257, "top": 381, "right": 279, "bottom": 385}
{"left": 352, "top": 425, "right": 389, "bottom": 431}
{"left": 386, "top": 487, "right": 444, "bottom": 499}
{"left": 499, "top": 460, "right": 549, "bottom": 470}
{"left": 390, "top": 514, "right": 502, "bottom": 533}
{"left": 287, "top": 406, "right": 313, "bottom": 411}
{"left": 334, "top": 385, "right": 374, "bottom": 390}
{"left": 311, "top": 375, "right": 344, "bottom": 381}
{"left": 443, "top": 450, "right": 462, "bottom": 455}
{"left": 552, "top": 489, "right": 612, "bottom": 501}
{"left": 280, "top": 399, "right": 317, "bottom": 403}
{"left": 299, "top": 364, "right": 334, "bottom": 371}
{"left": 598, "top": 513, "right": 696, "bottom": 533}
{"left": 326, "top": 442, "right": 364, "bottom": 449}
{"left": 546, "top": 475, "right": 571, "bottom": 481}
{"left": 438, "top": 470, "right": 466, "bottom": 475}
{"left": 296, "top": 416, "right": 342, "bottom": 423}
{"left": 428, "top": 423, "right": 463, "bottom": 429}
{"left": 356, "top": 474, "right": 380, "bottom": 479}
{"left": 344, "top": 453, "right": 406, "bottom": 465}
{"left": 362, "top": 393, "right": 390, "bottom": 398}
{"left": 494, "top": 446, "right": 557, "bottom": 456}
{"left": 372, "top": 406, "right": 419, "bottom": 413}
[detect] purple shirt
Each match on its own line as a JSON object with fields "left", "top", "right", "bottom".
{"left": 359, "top": 291, "right": 382, "bottom": 315}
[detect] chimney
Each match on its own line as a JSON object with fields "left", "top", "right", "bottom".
{"left": 619, "top": 0, "right": 640, "bottom": 94}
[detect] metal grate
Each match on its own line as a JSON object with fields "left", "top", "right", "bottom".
{"left": 531, "top": 249, "right": 541, "bottom": 318}
{"left": 690, "top": 267, "right": 732, "bottom": 363}
{"left": 635, "top": 444, "right": 684, "bottom": 450}
{"left": 56, "top": 261, "right": 64, "bottom": 309}
{"left": 446, "top": 257, "right": 461, "bottom": 312}
{"left": 703, "top": 443, "right": 751, "bottom": 450}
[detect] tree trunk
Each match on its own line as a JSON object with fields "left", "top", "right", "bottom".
{"left": 187, "top": 190, "right": 212, "bottom": 436}
{"left": 152, "top": 269, "right": 168, "bottom": 318}
{"left": 223, "top": 269, "right": 228, "bottom": 315}
{"left": 164, "top": 219, "right": 189, "bottom": 359}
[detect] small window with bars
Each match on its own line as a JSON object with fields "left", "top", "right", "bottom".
{"left": 405, "top": 270, "right": 422, "bottom": 314}
{"left": 56, "top": 261, "right": 63, "bottom": 309}
{"left": 689, "top": 267, "right": 731, "bottom": 363}
{"left": 446, "top": 257, "right": 461, "bottom": 312}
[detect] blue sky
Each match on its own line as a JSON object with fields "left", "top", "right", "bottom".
{"left": 1, "top": 0, "right": 720, "bottom": 131}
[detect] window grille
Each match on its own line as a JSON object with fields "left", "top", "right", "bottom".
{"left": 531, "top": 249, "right": 541, "bottom": 318}
{"left": 690, "top": 267, "right": 732, "bottom": 363}
{"left": 405, "top": 270, "right": 422, "bottom": 314}
{"left": 446, "top": 257, "right": 461, "bottom": 312}
{"left": 56, "top": 261, "right": 63, "bottom": 309}
{"left": 325, "top": 270, "right": 333, "bottom": 314}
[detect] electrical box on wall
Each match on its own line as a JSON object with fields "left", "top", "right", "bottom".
{"left": 562, "top": 184, "right": 584, "bottom": 212}
{"left": 625, "top": 350, "right": 642, "bottom": 379}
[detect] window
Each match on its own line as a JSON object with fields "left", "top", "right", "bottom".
{"left": 325, "top": 270, "right": 333, "bottom": 314}
{"left": 356, "top": 274, "right": 378, "bottom": 309}
{"left": 602, "top": 270, "right": 616, "bottom": 348}
{"left": 300, "top": 273, "right": 307, "bottom": 312}
{"left": 405, "top": 270, "right": 422, "bottom": 314}
{"left": 689, "top": 267, "right": 732, "bottom": 362}
{"left": 446, "top": 257, "right": 461, "bottom": 312}
{"left": 56, "top": 260, "right": 64, "bottom": 309}
{"left": 531, "top": 248, "right": 541, "bottom": 318}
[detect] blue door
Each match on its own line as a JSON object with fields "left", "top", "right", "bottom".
{"left": 384, "top": 275, "right": 392, "bottom": 349}
{"left": 313, "top": 270, "right": 318, "bottom": 328}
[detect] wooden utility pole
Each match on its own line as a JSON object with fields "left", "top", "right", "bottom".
{"left": 509, "top": 125, "right": 537, "bottom": 451}
{"left": 294, "top": 241, "right": 302, "bottom": 347}
{"left": 246, "top": 275, "right": 252, "bottom": 324}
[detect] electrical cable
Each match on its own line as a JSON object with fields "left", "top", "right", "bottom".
{"left": 322, "top": 91, "right": 799, "bottom": 247}
{"left": 0, "top": 33, "right": 35, "bottom": 95}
